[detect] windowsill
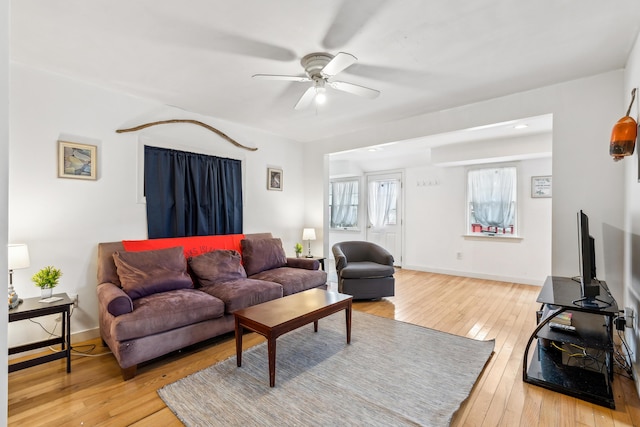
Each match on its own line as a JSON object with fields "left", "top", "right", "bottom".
{"left": 463, "top": 233, "right": 523, "bottom": 241}
{"left": 330, "top": 228, "right": 361, "bottom": 232}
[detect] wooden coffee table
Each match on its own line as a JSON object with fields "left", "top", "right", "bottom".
{"left": 234, "top": 288, "right": 353, "bottom": 387}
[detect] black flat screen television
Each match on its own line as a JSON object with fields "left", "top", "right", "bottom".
{"left": 574, "top": 210, "right": 609, "bottom": 307}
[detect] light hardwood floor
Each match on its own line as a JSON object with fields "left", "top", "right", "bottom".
{"left": 8, "top": 269, "right": 640, "bottom": 426}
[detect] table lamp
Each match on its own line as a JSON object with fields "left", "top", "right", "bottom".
{"left": 8, "top": 243, "right": 30, "bottom": 309}
{"left": 302, "top": 228, "right": 316, "bottom": 258}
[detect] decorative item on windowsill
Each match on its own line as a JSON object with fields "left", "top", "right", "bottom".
{"left": 32, "top": 266, "right": 62, "bottom": 299}
{"left": 302, "top": 228, "right": 316, "bottom": 258}
{"left": 610, "top": 88, "right": 638, "bottom": 161}
{"left": 294, "top": 243, "right": 303, "bottom": 258}
{"left": 8, "top": 244, "right": 30, "bottom": 309}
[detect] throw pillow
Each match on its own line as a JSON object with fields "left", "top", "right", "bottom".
{"left": 112, "top": 246, "right": 193, "bottom": 299}
{"left": 188, "top": 250, "right": 247, "bottom": 287}
{"left": 241, "top": 238, "right": 287, "bottom": 276}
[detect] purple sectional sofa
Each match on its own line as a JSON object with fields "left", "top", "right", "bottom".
{"left": 97, "top": 233, "right": 327, "bottom": 380}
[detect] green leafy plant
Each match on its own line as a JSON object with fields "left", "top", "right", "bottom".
{"left": 294, "top": 243, "right": 303, "bottom": 255}
{"left": 32, "top": 266, "right": 63, "bottom": 289}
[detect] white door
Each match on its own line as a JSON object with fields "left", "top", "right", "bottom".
{"left": 366, "top": 172, "right": 403, "bottom": 267}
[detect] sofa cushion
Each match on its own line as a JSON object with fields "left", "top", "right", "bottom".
{"left": 188, "top": 250, "right": 247, "bottom": 286}
{"left": 113, "top": 246, "right": 193, "bottom": 299}
{"left": 123, "top": 234, "right": 245, "bottom": 259}
{"left": 340, "top": 261, "right": 395, "bottom": 279}
{"left": 249, "top": 267, "right": 327, "bottom": 296}
{"left": 200, "top": 279, "right": 283, "bottom": 313}
{"left": 111, "top": 289, "right": 225, "bottom": 341}
{"left": 241, "top": 238, "right": 287, "bottom": 276}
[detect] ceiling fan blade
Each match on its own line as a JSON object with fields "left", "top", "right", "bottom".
{"left": 294, "top": 87, "right": 317, "bottom": 110}
{"left": 322, "top": 52, "right": 357, "bottom": 77}
{"left": 322, "top": 0, "right": 389, "bottom": 50}
{"left": 252, "top": 74, "right": 311, "bottom": 82}
{"left": 138, "top": 12, "right": 297, "bottom": 62}
{"left": 329, "top": 81, "right": 380, "bottom": 99}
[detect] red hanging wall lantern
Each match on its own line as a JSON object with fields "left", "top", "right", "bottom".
{"left": 610, "top": 88, "right": 638, "bottom": 161}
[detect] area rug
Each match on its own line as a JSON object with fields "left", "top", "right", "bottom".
{"left": 158, "top": 311, "right": 494, "bottom": 426}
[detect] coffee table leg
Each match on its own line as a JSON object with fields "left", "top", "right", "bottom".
{"left": 314, "top": 320, "right": 318, "bottom": 332}
{"left": 345, "top": 302, "right": 352, "bottom": 344}
{"left": 235, "top": 317, "right": 243, "bottom": 367}
{"left": 268, "top": 337, "right": 276, "bottom": 387}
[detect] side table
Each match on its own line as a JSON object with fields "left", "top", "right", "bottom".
{"left": 8, "top": 293, "right": 73, "bottom": 373}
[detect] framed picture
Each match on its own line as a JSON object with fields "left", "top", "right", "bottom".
{"left": 267, "top": 167, "right": 283, "bottom": 191}
{"left": 531, "top": 176, "right": 552, "bottom": 198}
{"left": 58, "top": 141, "right": 97, "bottom": 180}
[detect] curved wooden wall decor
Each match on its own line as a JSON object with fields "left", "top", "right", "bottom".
{"left": 116, "top": 119, "right": 258, "bottom": 152}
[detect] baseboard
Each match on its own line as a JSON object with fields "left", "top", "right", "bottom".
{"left": 8, "top": 327, "right": 101, "bottom": 360}
{"left": 402, "top": 265, "right": 544, "bottom": 286}
{"left": 70, "top": 327, "right": 101, "bottom": 344}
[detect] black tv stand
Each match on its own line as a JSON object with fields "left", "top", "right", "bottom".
{"left": 523, "top": 276, "right": 618, "bottom": 408}
{"left": 571, "top": 296, "right": 613, "bottom": 309}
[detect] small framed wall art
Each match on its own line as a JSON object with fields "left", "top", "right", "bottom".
{"left": 267, "top": 167, "right": 283, "bottom": 191}
{"left": 58, "top": 140, "right": 97, "bottom": 180}
{"left": 531, "top": 175, "right": 552, "bottom": 198}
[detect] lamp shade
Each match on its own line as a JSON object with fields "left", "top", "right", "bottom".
{"left": 8, "top": 244, "right": 30, "bottom": 270}
{"left": 302, "top": 228, "right": 316, "bottom": 241}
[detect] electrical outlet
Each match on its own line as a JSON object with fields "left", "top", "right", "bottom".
{"left": 70, "top": 293, "right": 78, "bottom": 307}
{"left": 625, "top": 307, "right": 635, "bottom": 329}
{"left": 456, "top": 252, "right": 463, "bottom": 260}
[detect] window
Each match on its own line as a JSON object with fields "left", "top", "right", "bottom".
{"left": 144, "top": 145, "right": 243, "bottom": 238}
{"left": 467, "top": 166, "right": 517, "bottom": 235}
{"left": 368, "top": 179, "right": 398, "bottom": 227}
{"left": 329, "top": 179, "right": 359, "bottom": 229}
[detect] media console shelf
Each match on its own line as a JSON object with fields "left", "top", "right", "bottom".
{"left": 523, "top": 276, "right": 618, "bottom": 408}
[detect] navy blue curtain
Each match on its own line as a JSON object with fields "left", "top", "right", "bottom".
{"left": 144, "top": 145, "right": 243, "bottom": 238}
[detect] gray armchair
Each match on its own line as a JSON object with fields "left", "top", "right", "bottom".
{"left": 332, "top": 241, "right": 395, "bottom": 300}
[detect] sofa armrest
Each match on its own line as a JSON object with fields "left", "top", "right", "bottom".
{"left": 286, "top": 257, "right": 319, "bottom": 270}
{"left": 332, "top": 245, "right": 348, "bottom": 272}
{"left": 97, "top": 282, "right": 133, "bottom": 317}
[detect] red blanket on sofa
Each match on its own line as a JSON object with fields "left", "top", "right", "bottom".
{"left": 122, "top": 234, "right": 245, "bottom": 259}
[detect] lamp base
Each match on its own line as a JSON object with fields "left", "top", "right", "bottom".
{"left": 8, "top": 292, "right": 21, "bottom": 309}
{"left": 305, "top": 255, "right": 314, "bottom": 258}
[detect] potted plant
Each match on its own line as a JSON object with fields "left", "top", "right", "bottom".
{"left": 32, "top": 266, "right": 63, "bottom": 298}
{"left": 294, "top": 243, "right": 303, "bottom": 258}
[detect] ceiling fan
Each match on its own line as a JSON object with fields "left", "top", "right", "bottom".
{"left": 252, "top": 52, "right": 381, "bottom": 110}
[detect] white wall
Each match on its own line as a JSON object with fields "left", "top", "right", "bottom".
{"left": 8, "top": 63, "right": 308, "bottom": 347}
{"left": 307, "top": 70, "right": 625, "bottom": 300}
{"left": 404, "top": 157, "right": 552, "bottom": 285}
{"left": 1, "top": 0, "right": 9, "bottom": 419}
{"left": 623, "top": 31, "right": 640, "bottom": 393}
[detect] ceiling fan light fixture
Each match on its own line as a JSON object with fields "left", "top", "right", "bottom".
{"left": 315, "top": 87, "right": 327, "bottom": 105}
{"left": 254, "top": 51, "right": 379, "bottom": 110}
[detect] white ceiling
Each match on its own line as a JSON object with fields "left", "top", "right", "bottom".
{"left": 330, "top": 114, "right": 553, "bottom": 170}
{"left": 10, "top": 1, "right": 640, "bottom": 145}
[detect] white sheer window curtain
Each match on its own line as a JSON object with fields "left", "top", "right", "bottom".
{"left": 330, "top": 180, "right": 359, "bottom": 228}
{"left": 368, "top": 180, "right": 397, "bottom": 228}
{"left": 469, "top": 167, "right": 516, "bottom": 229}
